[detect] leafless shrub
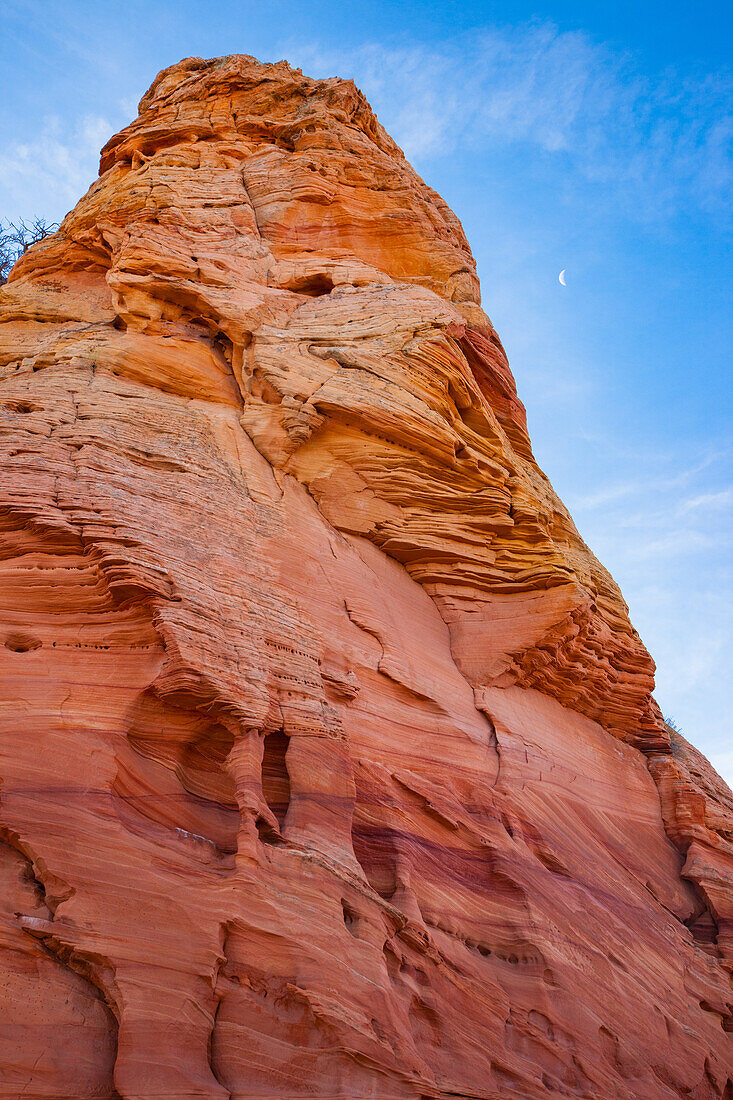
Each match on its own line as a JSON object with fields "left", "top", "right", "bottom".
{"left": 0, "top": 218, "right": 59, "bottom": 286}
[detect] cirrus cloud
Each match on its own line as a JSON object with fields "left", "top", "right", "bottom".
{"left": 285, "top": 23, "right": 732, "bottom": 224}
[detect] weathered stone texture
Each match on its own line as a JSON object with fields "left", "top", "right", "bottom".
{"left": 0, "top": 55, "right": 731, "bottom": 1099}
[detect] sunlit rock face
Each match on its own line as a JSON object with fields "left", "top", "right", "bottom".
{"left": 1, "top": 54, "right": 731, "bottom": 1100}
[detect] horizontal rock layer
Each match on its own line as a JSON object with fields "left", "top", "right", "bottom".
{"left": 0, "top": 54, "right": 731, "bottom": 1099}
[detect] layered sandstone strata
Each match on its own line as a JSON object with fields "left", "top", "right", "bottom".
{"left": 0, "top": 55, "right": 731, "bottom": 1099}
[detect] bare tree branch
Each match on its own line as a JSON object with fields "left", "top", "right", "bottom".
{"left": 0, "top": 218, "right": 59, "bottom": 287}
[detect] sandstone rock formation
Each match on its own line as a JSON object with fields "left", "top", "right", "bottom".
{"left": 1, "top": 54, "right": 732, "bottom": 1099}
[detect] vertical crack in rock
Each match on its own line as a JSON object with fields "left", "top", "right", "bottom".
{"left": 209, "top": 924, "right": 233, "bottom": 1100}
{"left": 260, "top": 729, "right": 291, "bottom": 832}
{"left": 0, "top": 828, "right": 122, "bottom": 1099}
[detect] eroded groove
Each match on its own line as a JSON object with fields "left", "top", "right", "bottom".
{"left": 0, "top": 831, "right": 122, "bottom": 1099}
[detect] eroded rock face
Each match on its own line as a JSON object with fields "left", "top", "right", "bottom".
{"left": 0, "top": 54, "right": 731, "bottom": 1099}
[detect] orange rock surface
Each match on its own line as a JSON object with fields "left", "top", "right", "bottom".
{"left": 1, "top": 55, "right": 732, "bottom": 1099}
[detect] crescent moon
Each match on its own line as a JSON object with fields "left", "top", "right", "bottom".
{"left": 559, "top": 269, "right": 566, "bottom": 286}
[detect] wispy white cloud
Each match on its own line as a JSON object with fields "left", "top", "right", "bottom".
{"left": 566, "top": 441, "right": 733, "bottom": 780}
{"left": 0, "top": 114, "right": 113, "bottom": 223}
{"left": 285, "top": 23, "right": 732, "bottom": 223}
{"left": 3, "top": 0, "right": 125, "bottom": 78}
{"left": 706, "top": 748, "right": 733, "bottom": 790}
{"left": 679, "top": 488, "right": 733, "bottom": 513}
{"left": 571, "top": 455, "right": 729, "bottom": 511}
{"left": 118, "top": 95, "right": 140, "bottom": 118}
{"left": 573, "top": 480, "right": 649, "bottom": 510}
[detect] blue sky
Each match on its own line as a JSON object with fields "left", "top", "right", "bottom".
{"left": 2, "top": 0, "right": 731, "bottom": 782}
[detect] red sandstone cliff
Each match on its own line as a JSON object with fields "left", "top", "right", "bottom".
{"left": 0, "top": 54, "right": 731, "bottom": 1099}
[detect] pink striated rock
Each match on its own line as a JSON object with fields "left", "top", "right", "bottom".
{"left": 0, "top": 54, "right": 731, "bottom": 1099}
